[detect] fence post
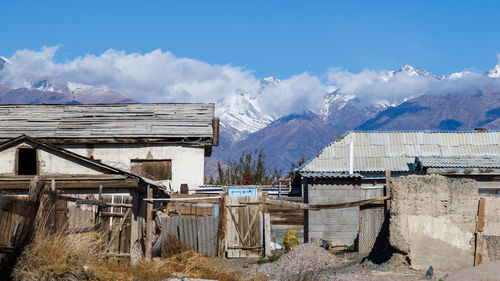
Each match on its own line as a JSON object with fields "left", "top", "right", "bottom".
{"left": 474, "top": 198, "right": 486, "bottom": 266}
{"left": 385, "top": 170, "right": 391, "bottom": 212}
{"left": 263, "top": 192, "right": 271, "bottom": 257}
{"left": 145, "top": 185, "right": 153, "bottom": 262}
{"left": 217, "top": 190, "right": 227, "bottom": 258}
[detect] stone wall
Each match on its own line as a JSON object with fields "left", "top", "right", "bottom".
{"left": 390, "top": 175, "right": 479, "bottom": 272}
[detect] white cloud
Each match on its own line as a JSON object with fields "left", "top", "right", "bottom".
{"left": 0, "top": 46, "right": 260, "bottom": 104}
{"left": 326, "top": 63, "right": 500, "bottom": 105}
{"left": 260, "top": 72, "right": 326, "bottom": 116}
{"left": 0, "top": 46, "right": 499, "bottom": 119}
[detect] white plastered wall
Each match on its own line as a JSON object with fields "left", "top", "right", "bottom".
{"left": 0, "top": 141, "right": 103, "bottom": 175}
{"left": 61, "top": 144, "right": 205, "bottom": 193}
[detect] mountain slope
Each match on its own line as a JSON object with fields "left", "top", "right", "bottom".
{"left": 357, "top": 90, "right": 500, "bottom": 131}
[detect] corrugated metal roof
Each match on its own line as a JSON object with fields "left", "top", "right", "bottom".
{"left": 416, "top": 156, "right": 500, "bottom": 169}
{"left": 300, "top": 171, "right": 362, "bottom": 179}
{"left": 0, "top": 104, "right": 215, "bottom": 141}
{"left": 300, "top": 131, "right": 500, "bottom": 173}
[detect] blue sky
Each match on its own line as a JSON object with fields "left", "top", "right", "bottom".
{"left": 2, "top": 0, "right": 499, "bottom": 78}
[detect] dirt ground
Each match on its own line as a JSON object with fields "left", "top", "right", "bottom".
{"left": 210, "top": 245, "right": 500, "bottom": 281}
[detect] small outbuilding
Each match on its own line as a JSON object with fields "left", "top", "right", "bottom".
{"left": 296, "top": 130, "right": 500, "bottom": 249}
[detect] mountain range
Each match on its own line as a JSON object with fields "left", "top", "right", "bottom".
{"left": 0, "top": 55, "right": 499, "bottom": 177}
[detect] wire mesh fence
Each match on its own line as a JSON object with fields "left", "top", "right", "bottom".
{"left": 304, "top": 204, "right": 386, "bottom": 253}
{"left": 482, "top": 196, "right": 500, "bottom": 261}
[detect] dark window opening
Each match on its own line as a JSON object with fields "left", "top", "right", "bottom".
{"left": 130, "top": 159, "right": 172, "bottom": 180}
{"left": 18, "top": 148, "right": 37, "bottom": 175}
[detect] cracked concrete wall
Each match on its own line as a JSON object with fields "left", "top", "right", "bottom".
{"left": 389, "top": 175, "right": 479, "bottom": 272}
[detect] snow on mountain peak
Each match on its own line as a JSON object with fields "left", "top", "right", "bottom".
{"left": 392, "top": 64, "right": 437, "bottom": 78}
{"left": 259, "top": 76, "right": 280, "bottom": 92}
{"left": 319, "top": 91, "right": 356, "bottom": 119}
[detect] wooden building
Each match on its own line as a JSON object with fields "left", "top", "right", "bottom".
{"left": 0, "top": 103, "right": 219, "bottom": 262}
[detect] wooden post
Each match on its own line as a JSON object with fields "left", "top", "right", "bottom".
{"left": 217, "top": 190, "right": 227, "bottom": 258}
{"left": 145, "top": 185, "right": 153, "bottom": 262}
{"left": 96, "top": 185, "right": 103, "bottom": 225}
{"left": 262, "top": 192, "right": 271, "bottom": 257}
{"left": 385, "top": 170, "right": 391, "bottom": 212}
{"left": 50, "top": 179, "right": 57, "bottom": 233}
{"left": 475, "top": 198, "right": 486, "bottom": 266}
{"left": 212, "top": 117, "right": 220, "bottom": 146}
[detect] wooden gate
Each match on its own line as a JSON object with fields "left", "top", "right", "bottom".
{"left": 225, "top": 190, "right": 265, "bottom": 258}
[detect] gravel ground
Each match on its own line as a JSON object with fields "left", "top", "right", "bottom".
{"left": 241, "top": 244, "right": 449, "bottom": 281}
{"left": 244, "top": 243, "right": 348, "bottom": 280}
{"left": 237, "top": 244, "right": 500, "bottom": 281}
{"left": 444, "top": 260, "right": 500, "bottom": 281}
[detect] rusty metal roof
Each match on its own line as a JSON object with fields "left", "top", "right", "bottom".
{"left": 300, "top": 131, "right": 500, "bottom": 173}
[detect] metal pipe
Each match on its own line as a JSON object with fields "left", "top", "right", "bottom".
{"left": 143, "top": 196, "right": 221, "bottom": 202}
{"left": 349, "top": 141, "right": 354, "bottom": 174}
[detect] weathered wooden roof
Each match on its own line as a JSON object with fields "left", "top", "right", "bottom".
{"left": 0, "top": 104, "right": 215, "bottom": 144}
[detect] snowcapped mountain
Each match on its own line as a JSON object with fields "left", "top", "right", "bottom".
{"left": 390, "top": 64, "right": 439, "bottom": 79}
{"left": 29, "top": 79, "right": 135, "bottom": 103}
{"left": 216, "top": 77, "right": 280, "bottom": 142}
{"left": 319, "top": 91, "right": 356, "bottom": 119}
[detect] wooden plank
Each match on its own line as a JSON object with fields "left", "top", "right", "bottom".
{"left": 264, "top": 212, "right": 271, "bottom": 257}
{"left": 105, "top": 208, "right": 131, "bottom": 252}
{"left": 100, "top": 212, "right": 125, "bottom": 217}
{"left": 385, "top": 170, "right": 391, "bottom": 211}
{"left": 477, "top": 198, "right": 486, "bottom": 232}
{"left": 265, "top": 195, "right": 390, "bottom": 210}
{"left": 475, "top": 198, "right": 486, "bottom": 266}
{"left": 145, "top": 185, "right": 153, "bottom": 262}
{"left": 217, "top": 193, "right": 226, "bottom": 258}
{"left": 242, "top": 204, "right": 262, "bottom": 244}
{"left": 226, "top": 205, "right": 245, "bottom": 247}
{"left": 212, "top": 117, "right": 220, "bottom": 146}
{"left": 0, "top": 245, "right": 14, "bottom": 254}
{"left": 0, "top": 196, "right": 36, "bottom": 218}
{"left": 9, "top": 178, "right": 45, "bottom": 247}
{"left": 0, "top": 179, "right": 139, "bottom": 190}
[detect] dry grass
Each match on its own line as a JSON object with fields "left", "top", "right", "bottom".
{"left": 95, "top": 251, "right": 249, "bottom": 281}
{"left": 12, "top": 196, "right": 105, "bottom": 281}
{"left": 161, "top": 234, "right": 188, "bottom": 258}
{"left": 11, "top": 197, "right": 260, "bottom": 281}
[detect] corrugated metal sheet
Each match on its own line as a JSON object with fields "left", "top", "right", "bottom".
{"left": 300, "top": 131, "right": 500, "bottom": 173}
{"left": 300, "top": 171, "right": 362, "bottom": 179}
{"left": 0, "top": 103, "right": 214, "bottom": 140}
{"left": 417, "top": 156, "right": 500, "bottom": 169}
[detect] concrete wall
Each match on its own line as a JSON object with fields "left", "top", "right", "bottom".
{"left": 63, "top": 144, "right": 205, "bottom": 193}
{"left": 305, "top": 178, "right": 361, "bottom": 245}
{"left": 390, "top": 175, "right": 479, "bottom": 272}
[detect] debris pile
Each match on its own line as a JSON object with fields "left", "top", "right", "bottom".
{"left": 247, "top": 243, "right": 345, "bottom": 280}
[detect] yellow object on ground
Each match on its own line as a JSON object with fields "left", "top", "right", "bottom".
{"left": 283, "top": 229, "right": 299, "bottom": 251}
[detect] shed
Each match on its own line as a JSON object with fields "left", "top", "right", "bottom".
{"left": 297, "top": 130, "right": 500, "bottom": 247}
